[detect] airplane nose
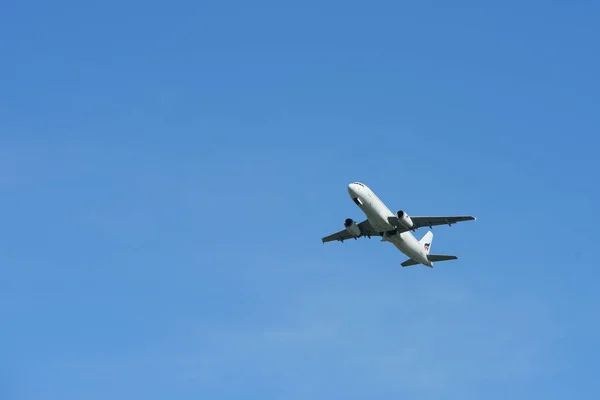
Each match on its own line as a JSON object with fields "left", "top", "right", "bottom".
{"left": 347, "top": 183, "right": 357, "bottom": 195}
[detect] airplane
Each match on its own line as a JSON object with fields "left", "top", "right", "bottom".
{"left": 321, "top": 182, "right": 476, "bottom": 268}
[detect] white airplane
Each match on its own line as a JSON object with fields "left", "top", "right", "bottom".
{"left": 322, "top": 182, "right": 476, "bottom": 267}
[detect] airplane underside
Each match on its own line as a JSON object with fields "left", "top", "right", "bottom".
{"left": 381, "top": 231, "right": 432, "bottom": 267}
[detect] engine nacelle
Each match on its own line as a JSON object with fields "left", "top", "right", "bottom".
{"left": 344, "top": 218, "right": 361, "bottom": 237}
{"left": 396, "top": 210, "right": 414, "bottom": 229}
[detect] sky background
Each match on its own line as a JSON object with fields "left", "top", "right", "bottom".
{"left": 1, "top": 0, "right": 599, "bottom": 399}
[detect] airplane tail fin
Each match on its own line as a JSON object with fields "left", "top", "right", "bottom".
{"left": 401, "top": 232, "right": 458, "bottom": 268}
{"left": 419, "top": 230, "right": 433, "bottom": 254}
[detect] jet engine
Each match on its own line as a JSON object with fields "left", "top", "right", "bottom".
{"left": 344, "top": 218, "right": 361, "bottom": 237}
{"left": 396, "top": 210, "right": 414, "bottom": 229}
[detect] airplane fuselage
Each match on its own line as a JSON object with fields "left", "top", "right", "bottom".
{"left": 347, "top": 182, "right": 433, "bottom": 267}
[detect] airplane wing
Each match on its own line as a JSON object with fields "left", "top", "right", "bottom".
{"left": 388, "top": 215, "right": 476, "bottom": 232}
{"left": 321, "top": 219, "right": 380, "bottom": 243}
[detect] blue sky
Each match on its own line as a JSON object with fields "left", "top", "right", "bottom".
{"left": 1, "top": 0, "right": 599, "bottom": 398}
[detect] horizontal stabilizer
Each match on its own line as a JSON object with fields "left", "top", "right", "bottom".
{"left": 427, "top": 254, "right": 458, "bottom": 262}
{"left": 401, "top": 258, "right": 419, "bottom": 267}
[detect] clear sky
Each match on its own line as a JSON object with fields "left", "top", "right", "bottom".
{"left": 1, "top": 0, "right": 599, "bottom": 399}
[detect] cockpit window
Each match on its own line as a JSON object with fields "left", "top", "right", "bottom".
{"left": 353, "top": 182, "right": 365, "bottom": 187}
